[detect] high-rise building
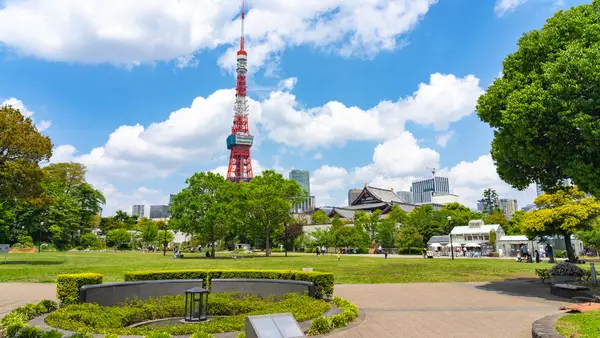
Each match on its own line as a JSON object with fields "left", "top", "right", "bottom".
{"left": 348, "top": 189, "right": 362, "bottom": 205}
{"left": 169, "top": 194, "right": 176, "bottom": 205}
{"left": 499, "top": 198, "right": 518, "bottom": 219}
{"left": 132, "top": 205, "right": 145, "bottom": 217}
{"left": 411, "top": 177, "right": 450, "bottom": 204}
{"left": 149, "top": 205, "right": 169, "bottom": 219}
{"left": 476, "top": 201, "right": 484, "bottom": 213}
{"left": 396, "top": 191, "right": 413, "bottom": 204}
{"left": 292, "top": 196, "right": 316, "bottom": 213}
{"left": 289, "top": 170, "right": 310, "bottom": 195}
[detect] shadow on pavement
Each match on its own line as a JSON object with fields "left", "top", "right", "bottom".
{"left": 475, "top": 278, "right": 574, "bottom": 303}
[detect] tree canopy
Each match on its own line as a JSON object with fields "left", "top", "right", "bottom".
{"left": 477, "top": 1, "right": 600, "bottom": 196}
{"left": 523, "top": 186, "right": 600, "bottom": 261}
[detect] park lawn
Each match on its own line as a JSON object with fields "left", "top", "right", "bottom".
{"left": 0, "top": 252, "right": 542, "bottom": 284}
{"left": 556, "top": 311, "right": 600, "bottom": 338}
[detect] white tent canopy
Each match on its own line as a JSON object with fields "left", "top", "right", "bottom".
{"left": 446, "top": 243, "right": 462, "bottom": 247}
{"left": 465, "top": 243, "right": 481, "bottom": 248}
{"left": 429, "top": 243, "right": 443, "bottom": 248}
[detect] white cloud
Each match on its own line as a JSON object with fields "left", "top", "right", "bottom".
{"left": 1, "top": 97, "right": 52, "bottom": 132}
{"left": 313, "top": 153, "right": 323, "bottom": 160}
{"left": 0, "top": 0, "right": 438, "bottom": 70}
{"left": 494, "top": 0, "right": 528, "bottom": 15}
{"left": 260, "top": 73, "right": 483, "bottom": 148}
{"left": 311, "top": 165, "right": 349, "bottom": 206}
{"left": 436, "top": 130, "right": 454, "bottom": 147}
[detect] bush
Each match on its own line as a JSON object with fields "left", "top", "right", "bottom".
{"left": 69, "top": 334, "right": 93, "bottom": 338}
{"left": 145, "top": 333, "right": 172, "bottom": 338}
{"left": 489, "top": 252, "right": 499, "bottom": 257}
{"left": 39, "top": 330, "right": 62, "bottom": 338}
{"left": 555, "top": 250, "right": 565, "bottom": 258}
{"left": 124, "top": 269, "right": 334, "bottom": 300}
{"left": 550, "top": 262, "right": 585, "bottom": 277}
{"left": 308, "top": 297, "right": 358, "bottom": 335}
{"left": 38, "top": 300, "right": 58, "bottom": 313}
{"left": 236, "top": 333, "right": 246, "bottom": 338}
{"left": 14, "top": 325, "right": 42, "bottom": 338}
{"left": 56, "top": 273, "right": 104, "bottom": 305}
{"left": 0, "top": 300, "right": 60, "bottom": 338}
{"left": 535, "top": 269, "right": 551, "bottom": 283}
{"left": 40, "top": 330, "right": 62, "bottom": 338}
{"left": 190, "top": 333, "right": 214, "bottom": 338}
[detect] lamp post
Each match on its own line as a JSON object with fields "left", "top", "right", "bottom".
{"left": 447, "top": 216, "right": 454, "bottom": 260}
{"left": 284, "top": 222, "right": 288, "bottom": 257}
{"left": 184, "top": 287, "right": 210, "bottom": 322}
{"left": 38, "top": 222, "right": 44, "bottom": 253}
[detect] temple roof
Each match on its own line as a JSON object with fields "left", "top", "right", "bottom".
{"left": 351, "top": 185, "right": 403, "bottom": 206}
{"left": 329, "top": 203, "right": 390, "bottom": 220}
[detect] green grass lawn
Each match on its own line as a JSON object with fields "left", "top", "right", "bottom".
{"left": 0, "top": 251, "right": 545, "bottom": 284}
{"left": 556, "top": 310, "right": 600, "bottom": 338}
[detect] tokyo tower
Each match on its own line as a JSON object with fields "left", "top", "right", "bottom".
{"left": 226, "top": 0, "right": 254, "bottom": 183}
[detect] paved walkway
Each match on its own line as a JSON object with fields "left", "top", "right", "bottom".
{"left": 0, "top": 280, "right": 567, "bottom": 337}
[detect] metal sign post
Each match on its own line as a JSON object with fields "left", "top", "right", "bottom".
{"left": 0, "top": 244, "right": 9, "bottom": 264}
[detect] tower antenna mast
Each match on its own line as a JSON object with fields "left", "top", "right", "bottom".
{"left": 225, "top": 0, "right": 254, "bottom": 182}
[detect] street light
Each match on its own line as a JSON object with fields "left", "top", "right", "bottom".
{"left": 447, "top": 216, "right": 454, "bottom": 260}
{"left": 38, "top": 222, "right": 44, "bottom": 253}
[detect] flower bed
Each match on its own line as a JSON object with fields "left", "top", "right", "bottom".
{"left": 45, "top": 293, "right": 331, "bottom": 336}
{"left": 0, "top": 300, "right": 59, "bottom": 338}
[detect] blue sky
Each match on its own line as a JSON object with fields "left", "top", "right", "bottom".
{"left": 0, "top": 0, "right": 590, "bottom": 215}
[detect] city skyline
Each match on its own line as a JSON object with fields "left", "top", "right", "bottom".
{"left": 0, "top": 0, "right": 570, "bottom": 215}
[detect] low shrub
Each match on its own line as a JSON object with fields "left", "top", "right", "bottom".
{"left": 39, "top": 330, "right": 62, "bottom": 338}
{"left": 123, "top": 269, "right": 334, "bottom": 300}
{"left": 582, "top": 269, "right": 592, "bottom": 282}
{"left": 308, "top": 297, "right": 358, "bottom": 336}
{"left": 550, "top": 262, "right": 584, "bottom": 277}
{"left": 489, "top": 252, "right": 499, "bottom": 257}
{"left": 0, "top": 300, "right": 60, "bottom": 338}
{"left": 535, "top": 269, "right": 551, "bottom": 283}
{"left": 236, "top": 333, "right": 246, "bottom": 338}
{"left": 69, "top": 334, "right": 92, "bottom": 338}
{"left": 56, "top": 273, "right": 104, "bottom": 305}
{"left": 145, "top": 333, "right": 172, "bottom": 338}
{"left": 190, "top": 332, "right": 214, "bottom": 338}
{"left": 46, "top": 293, "right": 330, "bottom": 336}
{"left": 555, "top": 250, "right": 566, "bottom": 258}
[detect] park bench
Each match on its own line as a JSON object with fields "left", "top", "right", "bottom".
{"left": 551, "top": 283, "right": 593, "bottom": 299}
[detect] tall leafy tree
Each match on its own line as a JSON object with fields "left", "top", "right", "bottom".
{"left": 354, "top": 209, "right": 382, "bottom": 245}
{"left": 477, "top": 1, "right": 600, "bottom": 196}
{"left": 244, "top": 170, "right": 305, "bottom": 256}
{"left": 0, "top": 104, "right": 53, "bottom": 203}
{"left": 406, "top": 205, "right": 443, "bottom": 244}
{"left": 577, "top": 220, "right": 600, "bottom": 256}
{"left": 479, "top": 189, "right": 500, "bottom": 215}
{"left": 506, "top": 210, "right": 526, "bottom": 235}
{"left": 376, "top": 218, "right": 398, "bottom": 248}
{"left": 483, "top": 210, "right": 509, "bottom": 231}
{"left": 395, "top": 223, "right": 424, "bottom": 254}
{"left": 170, "top": 172, "right": 233, "bottom": 258}
{"left": 523, "top": 186, "right": 600, "bottom": 261}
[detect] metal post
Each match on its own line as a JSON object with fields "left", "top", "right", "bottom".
{"left": 163, "top": 225, "right": 167, "bottom": 257}
{"left": 591, "top": 263, "right": 597, "bottom": 286}
{"left": 450, "top": 234, "right": 454, "bottom": 260}
{"left": 38, "top": 221, "right": 43, "bottom": 253}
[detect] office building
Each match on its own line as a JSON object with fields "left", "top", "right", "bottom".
{"left": 396, "top": 191, "right": 413, "bottom": 204}
{"left": 499, "top": 198, "right": 518, "bottom": 219}
{"left": 289, "top": 169, "right": 315, "bottom": 213}
{"left": 132, "top": 205, "right": 145, "bottom": 218}
{"left": 289, "top": 169, "right": 310, "bottom": 195}
{"left": 411, "top": 176, "right": 450, "bottom": 204}
{"left": 348, "top": 189, "right": 362, "bottom": 205}
{"left": 149, "top": 205, "right": 170, "bottom": 219}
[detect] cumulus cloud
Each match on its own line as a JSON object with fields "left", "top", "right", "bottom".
{"left": 1, "top": 98, "right": 52, "bottom": 132}
{"left": 436, "top": 130, "right": 454, "bottom": 147}
{"left": 260, "top": 73, "right": 483, "bottom": 148}
{"left": 0, "top": 0, "right": 438, "bottom": 70}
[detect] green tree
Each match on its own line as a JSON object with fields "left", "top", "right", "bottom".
{"left": 80, "top": 233, "right": 100, "bottom": 249}
{"left": 106, "top": 228, "right": 131, "bottom": 249}
{"left": 395, "top": 223, "right": 424, "bottom": 254}
{"left": 376, "top": 218, "right": 398, "bottom": 248}
{"left": 354, "top": 209, "right": 382, "bottom": 245}
{"left": 141, "top": 220, "right": 159, "bottom": 247}
{"left": 388, "top": 204, "right": 408, "bottom": 224}
{"left": 156, "top": 230, "right": 174, "bottom": 247}
{"left": 244, "top": 170, "right": 305, "bottom": 256}
{"left": 169, "top": 172, "right": 232, "bottom": 258}
{"left": 438, "top": 202, "right": 481, "bottom": 233}
{"left": 405, "top": 205, "right": 443, "bottom": 244}
{"left": 506, "top": 210, "right": 526, "bottom": 235}
{"left": 479, "top": 189, "right": 500, "bottom": 215}
{"left": 523, "top": 186, "right": 600, "bottom": 261}
{"left": 489, "top": 230, "right": 497, "bottom": 250}
{"left": 310, "top": 209, "right": 330, "bottom": 224}
{"left": 576, "top": 220, "right": 600, "bottom": 256}
{"left": 477, "top": 1, "right": 600, "bottom": 196}
{"left": 483, "top": 210, "right": 509, "bottom": 231}
{"left": 0, "top": 104, "right": 53, "bottom": 203}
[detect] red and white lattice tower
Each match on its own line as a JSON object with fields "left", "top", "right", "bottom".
{"left": 226, "top": 0, "right": 254, "bottom": 183}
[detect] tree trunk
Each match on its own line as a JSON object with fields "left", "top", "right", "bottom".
{"left": 210, "top": 226, "right": 215, "bottom": 259}
{"left": 265, "top": 221, "right": 271, "bottom": 257}
{"left": 564, "top": 232, "right": 576, "bottom": 262}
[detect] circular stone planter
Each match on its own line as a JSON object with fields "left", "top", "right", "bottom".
{"left": 30, "top": 306, "right": 344, "bottom": 338}
{"left": 551, "top": 275, "right": 578, "bottom": 284}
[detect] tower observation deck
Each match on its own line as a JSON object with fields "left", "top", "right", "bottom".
{"left": 226, "top": 0, "right": 254, "bottom": 183}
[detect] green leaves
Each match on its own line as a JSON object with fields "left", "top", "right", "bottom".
{"left": 477, "top": 1, "right": 600, "bottom": 195}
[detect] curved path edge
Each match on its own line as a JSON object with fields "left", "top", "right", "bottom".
{"left": 532, "top": 313, "right": 566, "bottom": 338}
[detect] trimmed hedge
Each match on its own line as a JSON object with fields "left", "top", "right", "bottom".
{"left": 124, "top": 269, "right": 334, "bottom": 300}
{"left": 56, "top": 273, "right": 104, "bottom": 305}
